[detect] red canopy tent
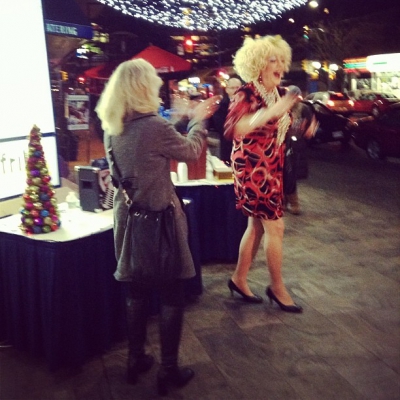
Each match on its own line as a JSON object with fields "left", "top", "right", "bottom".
{"left": 84, "top": 61, "right": 120, "bottom": 81}
{"left": 131, "top": 45, "right": 191, "bottom": 75}
{"left": 84, "top": 45, "right": 192, "bottom": 100}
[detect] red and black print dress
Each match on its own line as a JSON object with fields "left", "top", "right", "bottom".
{"left": 224, "top": 83, "right": 288, "bottom": 220}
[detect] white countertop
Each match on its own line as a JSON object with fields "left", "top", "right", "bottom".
{"left": 0, "top": 207, "right": 113, "bottom": 242}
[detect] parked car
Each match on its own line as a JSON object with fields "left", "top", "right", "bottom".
{"left": 350, "top": 103, "right": 400, "bottom": 160}
{"left": 350, "top": 91, "right": 400, "bottom": 117}
{"left": 304, "top": 91, "right": 354, "bottom": 115}
{"left": 302, "top": 101, "right": 352, "bottom": 146}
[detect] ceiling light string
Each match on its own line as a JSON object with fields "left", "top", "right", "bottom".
{"left": 97, "top": 0, "right": 308, "bottom": 31}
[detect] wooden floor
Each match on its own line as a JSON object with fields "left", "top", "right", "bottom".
{"left": 1, "top": 135, "right": 399, "bottom": 400}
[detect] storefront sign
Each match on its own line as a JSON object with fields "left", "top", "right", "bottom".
{"left": 366, "top": 53, "right": 400, "bottom": 73}
{"left": 343, "top": 58, "right": 367, "bottom": 73}
{"left": 45, "top": 19, "right": 93, "bottom": 39}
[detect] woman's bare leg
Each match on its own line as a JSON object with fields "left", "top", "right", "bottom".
{"left": 261, "top": 218, "right": 294, "bottom": 305}
{"left": 231, "top": 217, "right": 264, "bottom": 296}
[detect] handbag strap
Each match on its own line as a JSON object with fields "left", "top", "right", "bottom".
{"left": 107, "top": 146, "right": 137, "bottom": 206}
{"left": 106, "top": 114, "right": 156, "bottom": 203}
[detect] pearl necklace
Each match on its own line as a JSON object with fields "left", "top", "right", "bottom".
{"left": 253, "top": 80, "right": 291, "bottom": 146}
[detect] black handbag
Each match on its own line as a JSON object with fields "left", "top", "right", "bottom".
{"left": 108, "top": 147, "right": 181, "bottom": 286}
{"left": 283, "top": 137, "right": 298, "bottom": 195}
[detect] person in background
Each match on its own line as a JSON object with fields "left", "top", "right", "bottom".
{"left": 208, "top": 77, "right": 242, "bottom": 163}
{"left": 95, "top": 59, "right": 219, "bottom": 396}
{"left": 283, "top": 100, "right": 316, "bottom": 215}
{"left": 224, "top": 35, "right": 317, "bottom": 313}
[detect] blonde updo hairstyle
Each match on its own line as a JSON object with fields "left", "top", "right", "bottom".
{"left": 95, "top": 58, "right": 163, "bottom": 136}
{"left": 233, "top": 35, "right": 292, "bottom": 83}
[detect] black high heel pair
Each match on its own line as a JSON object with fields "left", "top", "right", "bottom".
{"left": 228, "top": 279, "right": 263, "bottom": 303}
{"left": 266, "top": 286, "right": 303, "bottom": 313}
{"left": 157, "top": 365, "right": 195, "bottom": 396}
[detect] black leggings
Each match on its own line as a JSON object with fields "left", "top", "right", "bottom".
{"left": 121, "top": 280, "right": 185, "bottom": 308}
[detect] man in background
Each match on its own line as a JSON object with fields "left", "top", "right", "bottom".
{"left": 209, "top": 77, "right": 242, "bottom": 163}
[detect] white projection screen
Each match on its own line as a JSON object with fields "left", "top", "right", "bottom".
{"left": 0, "top": 0, "right": 60, "bottom": 200}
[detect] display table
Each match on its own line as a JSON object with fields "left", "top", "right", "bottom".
{"left": 0, "top": 210, "right": 124, "bottom": 369}
{"left": 0, "top": 202, "right": 201, "bottom": 369}
{"left": 175, "top": 179, "right": 247, "bottom": 264}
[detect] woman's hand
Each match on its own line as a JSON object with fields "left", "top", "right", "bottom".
{"left": 303, "top": 115, "right": 319, "bottom": 139}
{"left": 270, "top": 91, "right": 300, "bottom": 120}
{"left": 239, "top": 91, "right": 300, "bottom": 136}
{"left": 170, "top": 96, "right": 190, "bottom": 123}
{"left": 191, "top": 95, "right": 223, "bottom": 122}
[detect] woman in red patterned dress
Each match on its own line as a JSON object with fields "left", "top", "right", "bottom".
{"left": 225, "top": 35, "right": 316, "bottom": 312}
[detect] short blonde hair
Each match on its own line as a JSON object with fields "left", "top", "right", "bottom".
{"left": 233, "top": 35, "right": 292, "bottom": 83}
{"left": 95, "top": 59, "right": 163, "bottom": 135}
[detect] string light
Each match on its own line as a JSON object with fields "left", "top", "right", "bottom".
{"left": 96, "top": 0, "right": 308, "bottom": 31}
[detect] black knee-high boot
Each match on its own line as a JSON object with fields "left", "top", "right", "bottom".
{"left": 157, "top": 304, "right": 194, "bottom": 396}
{"left": 125, "top": 297, "right": 154, "bottom": 384}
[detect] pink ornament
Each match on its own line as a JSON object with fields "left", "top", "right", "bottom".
{"left": 31, "top": 210, "right": 40, "bottom": 218}
{"left": 25, "top": 202, "right": 34, "bottom": 210}
{"left": 51, "top": 215, "right": 59, "bottom": 222}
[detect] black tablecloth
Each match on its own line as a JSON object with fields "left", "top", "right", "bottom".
{"left": 0, "top": 202, "right": 202, "bottom": 369}
{"left": 176, "top": 184, "right": 247, "bottom": 264}
{"left": 0, "top": 229, "right": 125, "bottom": 370}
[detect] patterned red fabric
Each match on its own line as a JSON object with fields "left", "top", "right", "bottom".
{"left": 224, "top": 83, "right": 287, "bottom": 220}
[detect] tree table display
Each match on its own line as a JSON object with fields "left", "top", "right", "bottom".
{"left": 20, "top": 125, "right": 61, "bottom": 234}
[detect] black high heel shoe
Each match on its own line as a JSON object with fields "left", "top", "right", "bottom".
{"left": 127, "top": 354, "right": 154, "bottom": 384}
{"left": 228, "top": 279, "right": 263, "bottom": 303}
{"left": 157, "top": 365, "right": 194, "bottom": 396}
{"left": 266, "top": 286, "right": 303, "bottom": 313}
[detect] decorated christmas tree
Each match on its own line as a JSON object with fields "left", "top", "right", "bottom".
{"left": 20, "top": 125, "right": 61, "bottom": 234}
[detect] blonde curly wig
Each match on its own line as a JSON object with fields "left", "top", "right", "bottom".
{"left": 95, "top": 59, "right": 163, "bottom": 136}
{"left": 233, "top": 35, "right": 292, "bottom": 83}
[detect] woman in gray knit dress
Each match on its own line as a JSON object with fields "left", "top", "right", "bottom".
{"left": 96, "top": 59, "right": 219, "bottom": 396}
